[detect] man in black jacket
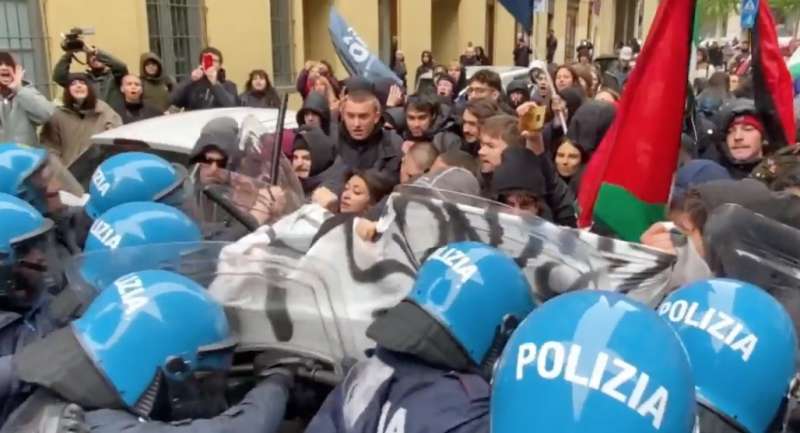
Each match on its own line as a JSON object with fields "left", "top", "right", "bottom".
{"left": 312, "top": 90, "right": 402, "bottom": 209}
{"left": 113, "top": 74, "right": 162, "bottom": 124}
{"left": 170, "top": 47, "right": 238, "bottom": 111}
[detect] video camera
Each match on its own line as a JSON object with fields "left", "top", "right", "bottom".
{"left": 60, "top": 27, "right": 94, "bottom": 52}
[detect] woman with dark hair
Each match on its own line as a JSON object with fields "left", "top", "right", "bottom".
{"left": 475, "top": 46, "right": 491, "bottom": 65}
{"left": 415, "top": 50, "right": 435, "bottom": 89}
{"left": 239, "top": 69, "right": 281, "bottom": 108}
{"left": 553, "top": 139, "right": 588, "bottom": 194}
{"left": 338, "top": 169, "right": 394, "bottom": 215}
{"left": 572, "top": 63, "right": 596, "bottom": 97}
{"left": 693, "top": 47, "right": 716, "bottom": 83}
{"left": 554, "top": 65, "right": 580, "bottom": 92}
{"left": 40, "top": 73, "right": 121, "bottom": 166}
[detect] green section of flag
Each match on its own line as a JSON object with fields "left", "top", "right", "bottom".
{"left": 790, "top": 50, "right": 800, "bottom": 80}
{"left": 593, "top": 183, "right": 667, "bottom": 242}
{"left": 692, "top": 0, "right": 704, "bottom": 45}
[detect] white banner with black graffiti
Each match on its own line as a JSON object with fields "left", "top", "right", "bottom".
{"left": 211, "top": 188, "right": 681, "bottom": 362}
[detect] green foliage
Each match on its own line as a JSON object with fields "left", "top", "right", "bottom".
{"left": 696, "top": 0, "right": 739, "bottom": 22}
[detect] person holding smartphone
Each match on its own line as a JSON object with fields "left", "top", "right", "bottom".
{"left": 170, "top": 47, "right": 238, "bottom": 111}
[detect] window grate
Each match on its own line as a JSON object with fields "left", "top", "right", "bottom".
{"left": 146, "top": 0, "right": 203, "bottom": 83}
{"left": 0, "top": 0, "right": 49, "bottom": 95}
{"left": 270, "top": 0, "right": 293, "bottom": 86}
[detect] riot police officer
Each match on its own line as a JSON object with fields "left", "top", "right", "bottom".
{"left": 306, "top": 241, "right": 536, "bottom": 433}
{"left": 0, "top": 143, "right": 87, "bottom": 254}
{"left": 659, "top": 278, "right": 798, "bottom": 433}
{"left": 0, "top": 193, "right": 62, "bottom": 354}
{"left": 492, "top": 290, "right": 697, "bottom": 433}
{"left": 84, "top": 151, "right": 190, "bottom": 219}
{"left": 2, "top": 269, "right": 291, "bottom": 433}
{"left": 48, "top": 201, "right": 204, "bottom": 327}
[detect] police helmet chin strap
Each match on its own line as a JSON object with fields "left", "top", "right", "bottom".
{"left": 479, "top": 314, "right": 520, "bottom": 381}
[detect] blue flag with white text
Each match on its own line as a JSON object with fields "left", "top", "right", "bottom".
{"left": 499, "top": 0, "right": 533, "bottom": 32}
{"left": 328, "top": 8, "right": 402, "bottom": 85}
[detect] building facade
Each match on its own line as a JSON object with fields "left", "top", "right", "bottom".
{"left": 0, "top": 0, "right": 662, "bottom": 109}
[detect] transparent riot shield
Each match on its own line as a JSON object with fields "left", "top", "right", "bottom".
{"left": 190, "top": 166, "right": 303, "bottom": 232}
{"left": 385, "top": 185, "right": 598, "bottom": 303}
{"left": 64, "top": 241, "right": 357, "bottom": 378}
{"left": 22, "top": 154, "right": 86, "bottom": 212}
{"left": 189, "top": 116, "right": 304, "bottom": 233}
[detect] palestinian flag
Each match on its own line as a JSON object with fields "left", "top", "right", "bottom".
{"left": 751, "top": 0, "right": 796, "bottom": 146}
{"left": 577, "top": 0, "right": 695, "bottom": 241}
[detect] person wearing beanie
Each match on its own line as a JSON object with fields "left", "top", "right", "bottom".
{"left": 170, "top": 46, "right": 238, "bottom": 111}
{"left": 292, "top": 126, "right": 336, "bottom": 196}
{"left": 669, "top": 159, "right": 732, "bottom": 218}
{"left": 491, "top": 146, "right": 551, "bottom": 219}
{"left": 295, "top": 90, "right": 333, "bottom": 136}
{"left": 52, "top": 43, "right": 128, "bottom": 115}
{"left": 0, "top": 51, "right": 54, "bottom": 146}
{"left": 40, "top": 73, "right": 121, "bottom": 166}
{"left": 505, "top": 79, "right": 530, "bottom": 109}
{"left": 714, "top": 98, "right": 769, "bottom": 179}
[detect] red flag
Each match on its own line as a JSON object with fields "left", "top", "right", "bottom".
{"left": 577, "top": 0, "right": 695, "bottom": 241}
{"left": 751, "top": 0, "right": 796, "bottom": 146}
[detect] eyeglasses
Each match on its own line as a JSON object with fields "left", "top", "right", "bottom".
{"left": 198, "top": 155, "right": 228, "bottom": 168}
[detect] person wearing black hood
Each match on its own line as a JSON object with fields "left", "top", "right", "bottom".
{"left": 564, "top": 100, "right": 616, "bottom": 158}
{"left": 239, "top": 69, "right": 281, "bottom": 109}
{"left": 505, "top": 79, "right": 530, "bottom": 110}
{"left": 295, "top": 90, "right": 334, "bottom": 136}
{"left": 139, "top": 52, "right": 175, "bottom": 112}
{"left": 292, "top": 126, "right": 336, "bottom": 197}
{"left": 479, "top": 113, "right": 577, "bottom": 226}
{"left": 542, "top": 86, "right": 585, "bottom": 151}
{"left": 712, "top": 98, "right": 770, "bottom": 179}
{"left": 170, "top": 47, "right": 238, "bottom": 111}
{"left": 492, "top": 146, "right": 552, "bottom": 220}
{"left": 52, "top": 45, "right": 128, "bottom": 114}
{"left": 403, "top": 93, "right": 463, "bottom": 153}
{"left": 312, "top": 90, "right": 402, "bottom": 210}
{"left": 188, "top": 116, "right": 242, "bottom": 184}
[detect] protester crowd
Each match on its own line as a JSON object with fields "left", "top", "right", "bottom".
{"left": 0, "top": 8, "right": 799, "bottom": 432}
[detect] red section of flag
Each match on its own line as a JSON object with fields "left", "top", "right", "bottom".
{"left": 752, "top": 0, "right": 796, "bottom": 146}
{"left": 577, "top": 0, "right": 694, "bottom": 228}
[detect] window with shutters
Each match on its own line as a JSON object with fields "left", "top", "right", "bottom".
{"left": 146, "top": 0, "right": 204, "bottom": 83}
{"left": 270, "top": 0, "right": 294, "bottom": 86}
{"left": 0, "top": 0, "right": 49, "bottom": 94}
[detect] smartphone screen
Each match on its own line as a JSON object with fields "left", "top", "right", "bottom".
{"left": 202, "top": 53, "right": 214, "bottom": 70}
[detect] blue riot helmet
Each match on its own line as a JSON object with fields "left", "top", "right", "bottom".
{"left": 15, "top": 270, "right": 236, "bottom": 417}
{"left": 492, "top": 290, "right": 696, "bottom": 433}
{"left": 658, "top": 278, "right": 798, "bottom": 433}
{"left": 0, "top": 193, "right": 59, "bottom": 310}
{"left": 0, "top": 143, "right": 46, "bottom": 196}
{"left": 84, "top": 152, "right": 189, "bottom": 219}
{"left": 0, "top": 143, "right": 85, "bottom": 215}
{"left": 367, "top": 241, "right": 535, "bottom": 374}
{"left": 78, "top": 202, "right": 202, "bottom": 290}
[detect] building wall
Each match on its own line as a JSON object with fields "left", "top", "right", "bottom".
{"left": 458, "top": 0, "right": 487, "bottom": 52}
{"left": 432, "top": 0, "right": 461, "bottom": 67}
{"left": 205, "top": 0, "right": 271, "bottom": 89}
{"left": 398, "top": 0, "right": 432, "bottom": 87}
{"left": 552, "top": 0, "right": 568, "bottom": 63}
{"left": 493, "top": 3, "right": 516, "bottom": 66}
